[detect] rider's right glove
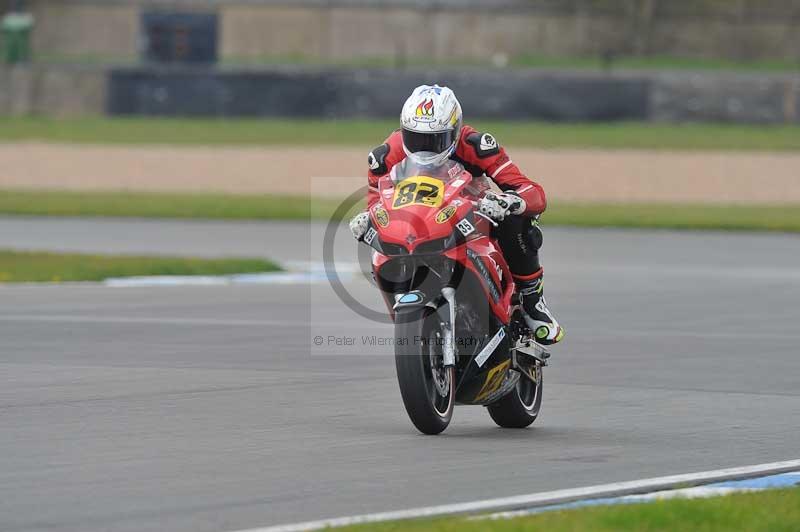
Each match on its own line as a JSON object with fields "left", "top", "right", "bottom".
{"left": 478, "top": 192, "right": 527, "bottom": 222}
{"left": 349, "top": 211, "right": 370, "bottom": 241}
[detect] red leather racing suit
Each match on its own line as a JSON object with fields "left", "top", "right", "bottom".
{"left": 366, "top": 125, "right": 546, "bottom": 279}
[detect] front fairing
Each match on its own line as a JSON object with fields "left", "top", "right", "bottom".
{"left": 370, "top": 158, "right": 493, "bottom": 254}
{"left": 372, "top": 235, "right": 514, "bottom": 325}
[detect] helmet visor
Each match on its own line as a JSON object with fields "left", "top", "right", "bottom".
{"left": 402, "top": 128, "right": 456, "bottom": 156}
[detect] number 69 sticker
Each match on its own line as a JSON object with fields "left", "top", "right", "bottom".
{"left": 392, "top": 176, "right": 443, "bottom": 209}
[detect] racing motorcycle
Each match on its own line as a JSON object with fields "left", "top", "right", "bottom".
{"left": 359, "top": 156, "right": 549, "bottom": 434}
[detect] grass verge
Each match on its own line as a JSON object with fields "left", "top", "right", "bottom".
{"left": 219, "top": 54, "right": 800, "bottom": 73}
{"left": 0, "top": 189, "right": 356, "bottom": 221}
{"left": 34, "top": 53, "right": 800, "bottom": 73}
{"left": 2, "top": 117, "right": 800, "bottom": 151}
{"left": 336, "top": 487, "right": 800, "bottom": 532}
{"left": 0, "top": 250, "right": 281, "bottom": 283}
{"left": 2, "top": 189, "right": 799, "bottom": 233}
{"left": 543, "top": 202, "right": 800, "bottom": 232}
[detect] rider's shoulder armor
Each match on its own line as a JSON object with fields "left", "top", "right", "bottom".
{"left": 464, "top": 131, "right": 501, "bottom": 159}
{"left": 367, "top": 142, "right": 391, "bottom": 177}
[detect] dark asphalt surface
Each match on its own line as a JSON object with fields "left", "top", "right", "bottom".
{"left": 1, "top": 218, "right": 799, "bottom": 532}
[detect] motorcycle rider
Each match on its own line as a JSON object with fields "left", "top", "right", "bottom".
{"left": 350, "top": 84, "right": 563, "bottom": 345}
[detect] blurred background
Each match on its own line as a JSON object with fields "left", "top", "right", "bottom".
{"left": 2, "top": 3, "right": 800, "bottom": 531}
{"left": 2, "top": 0, "right": 800, "bottom": 121}
{"left": 1, "top": 0, "right": 799, "bottom": 273}
{"left": 1, "top": 0, "right": 799, "bottom": 214}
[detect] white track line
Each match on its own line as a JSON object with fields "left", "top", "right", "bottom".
{"left": 0, "top": 315, "right": 298, "bottom": 327}
{"left": 235, "top": 459, "right": 800, "bottom": 532}
{"left": 0, "top": 315, "right": 378, "bottom": 328}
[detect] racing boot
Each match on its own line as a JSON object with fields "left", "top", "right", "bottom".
{"left": 517, "top": 272, "right": 564, "bottom": 345}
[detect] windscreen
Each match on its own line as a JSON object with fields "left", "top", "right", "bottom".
{"left": 391, "top": 156, "right": 464, "bottom": 185}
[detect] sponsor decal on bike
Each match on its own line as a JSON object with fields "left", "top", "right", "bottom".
{"left": 373, "top": 205, "right": 389, "bottom": 227}
{"left": 474, "top": 359, "right": 511, "bottom": 402}
{"left": 474, "top": 327, "right": 506, "bottom": 367}
{"left": 456, "top": 219, "right": 475, "bottom": 236}
{"left": 363, "top": 227, "right": 377, "bottom": 245}
{"left": 392, "top": 176, "right": 444, "bottom": 209}
{"left": 488, "top": 256, "right": 503, "bottom": 282}
{"left": 435, "top": 205, "right": 457, "bottom": 224}
{"left": 466, "top": 248, "right": 500, "bottom": 302}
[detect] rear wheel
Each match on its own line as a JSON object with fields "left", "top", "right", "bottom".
{"left": 486, "top": 364, "right": 542, "bottom": 428}
{"left": 394, "top": 306, "right": 455, "bottom": 435}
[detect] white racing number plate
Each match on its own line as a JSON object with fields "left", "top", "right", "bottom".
{"left": 474, "top": 328, "right": 506, "bottom": 367}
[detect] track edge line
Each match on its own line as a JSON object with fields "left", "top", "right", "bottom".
{"left": 234, "top": 458, "right": 800, "bottom": 532}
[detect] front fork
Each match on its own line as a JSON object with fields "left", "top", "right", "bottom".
{"left": 440, "top": 287, "right": 457, "bottom": 367}
{"left": 441, "top": 287, "right": 546, "bottom": 396}
{"left": 442, "top": 287, "right": 546, "bottom": 372}
{"left": 392, "top": 287, "right": 456, "bottom": 367}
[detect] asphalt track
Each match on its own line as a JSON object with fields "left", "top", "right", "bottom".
{"left": 1, "top": 217, "right": 800, "bottom": 532}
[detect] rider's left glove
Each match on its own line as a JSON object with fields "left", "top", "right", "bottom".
{"left": 478, "top": 192, "right": 526, "bottom": 222}
{"left": 349, "top": 211, "right": 371, "bottom": 240}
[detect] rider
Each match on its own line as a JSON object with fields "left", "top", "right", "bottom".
{"left": 349, "top": 84, "right": 564, "bottom": 345}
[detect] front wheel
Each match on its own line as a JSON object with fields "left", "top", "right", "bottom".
{"left": 394, "top": 306, "right": 455, "bottom": 435}
{"left": 486, "top": 364, "right": 543, "bottom": 428}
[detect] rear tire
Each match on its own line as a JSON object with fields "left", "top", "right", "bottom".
{"left": 486, "top": 366, "right": 542, "bottom": 429}
{"left": 395, "top": 306, "right": 455, "bottom": 435}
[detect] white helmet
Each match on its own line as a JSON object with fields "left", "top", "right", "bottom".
{"left": 400, "top": 84, "right": 462, "bottom": 167}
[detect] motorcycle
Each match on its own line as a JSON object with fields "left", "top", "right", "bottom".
{"left": 359, "top": 156, "right": 549, "bottom": 434}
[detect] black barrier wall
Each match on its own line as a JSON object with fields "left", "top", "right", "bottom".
{"left": 107, "top": 68, "right": 651, "bottom": 121}
{"left": 106, "top": 67, "right": 800, "bottom": 123}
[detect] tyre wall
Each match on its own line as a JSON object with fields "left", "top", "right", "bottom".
{"left": 106, "top": 67, "right": 800, "bottom": 123}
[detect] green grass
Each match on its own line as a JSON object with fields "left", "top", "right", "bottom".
{"left": 1, "top": 189, "right": 799, "bottom": 233}
{"left": 32, "top": 51, "right": 800, "bottom": 73}
{"left": 0, "top": 189, "right": 357, "bottom": 221}
{"left": 0, "top": 250, "right": 281, "bottom": 283}
{"left": 543, "top": 202, "right": 800, "bottom": 232}
{"left": 2, "top": 117, "right": 800, "bottom": 151}
{"left": 336, "top": 487, "right": 800, "bottom": 532}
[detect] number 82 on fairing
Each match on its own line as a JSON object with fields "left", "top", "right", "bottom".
{"left": 392, "top": 176, "right": 444, "bottom": 209}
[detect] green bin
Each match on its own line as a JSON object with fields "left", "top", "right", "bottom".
{"left": 1, "top": 12, "right": 34, "bottom": 64}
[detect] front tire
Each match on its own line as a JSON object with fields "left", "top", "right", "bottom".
{"left": 486, "top": 365, "right": 542, "bottom": 428}
{"left": 394, "top": 306, "right": 455, "bottom": 435}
